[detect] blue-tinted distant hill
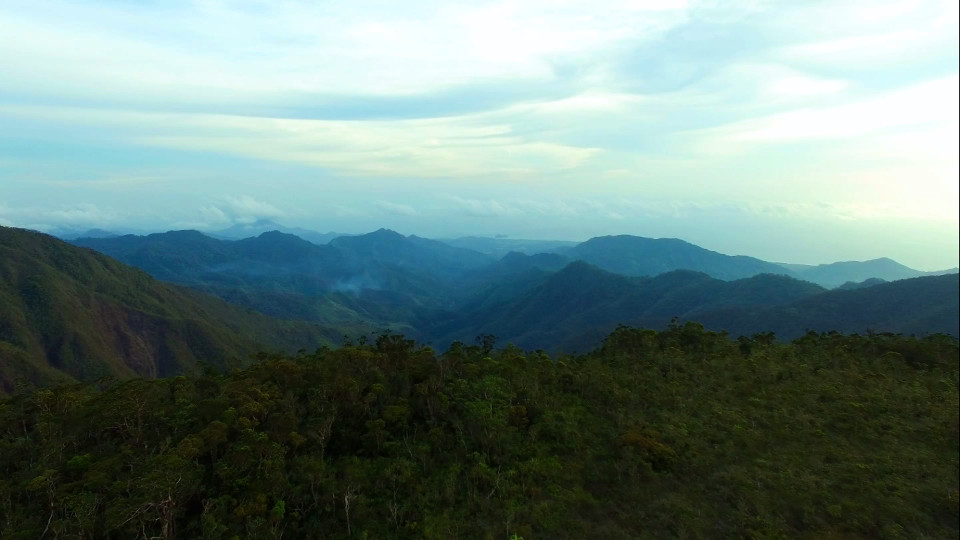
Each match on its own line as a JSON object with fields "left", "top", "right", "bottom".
{"left": 438, "top": 236, "right": 578, "bottom": 258}
{"left": 71, "top": 227, "right": 959, "bottom": 352}
{"left": 779, "top": 257, "right": 959, "bottom": 288}
{"left": 694, "top": 274, "right": 959, "bottom": 340}
{"left": 836, "top": 277, "right": 887, "bottom": 290}
{"left": 72, "top": 228, "right": 492, "bottom": 335}
{"left": 210, "top": 219, "right": 348, "bottom": 245}
{"left": 562, "top": 235, "right": 795, "bottom": 281}
{"left": 430, "top": 261, "right": 825, "bottom": 352}
{"left": 48, "top": 227, "right": 122, "bottom": 240}
{"left": 430, "top": 260, "right": 958, "bottom": 351}
{"left": 330, "top": 228, "right": 493, "bottom": 278}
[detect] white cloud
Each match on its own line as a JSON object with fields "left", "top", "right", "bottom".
{"left": 375, "top": 200, "right": 418, "bottom": 216}
{"left": 695, "top": 75, "right": 958, "bottom": 145}
{"left": 445, "top": 196, "right": 523, "bottom": 217}
{"left": 0, "top": 202, "right": 120, "bottom": 231}
{"left": 0, "top": 0, "right": 689, "bottom": 105}
{"left": 222, "top": 195, "right": 284, "bottom": 222}
{"left": 0, "top": 103, "right": 602, "bottom": 178}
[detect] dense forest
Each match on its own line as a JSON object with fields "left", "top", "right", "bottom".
{"left": 2, "top": 325, "right": 957, "bottom": 539}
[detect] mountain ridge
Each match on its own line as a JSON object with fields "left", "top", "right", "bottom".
{"left": 0, "top": 226, "right": 338, "bottom": 392}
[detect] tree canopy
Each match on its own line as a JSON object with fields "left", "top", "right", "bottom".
{"left": 1, "top": 325, "right": 957, "bottom": 539}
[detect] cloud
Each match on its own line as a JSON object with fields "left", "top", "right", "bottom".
{"left": 222, "top": 195, "right": 284, "bottom": 222}
{"left": 445, "top": 196, "right": 523, "bottom": 217}
{"left": 177, "top": 195, "right": 285, "bottom": 229}
{"left": 445, "top": 196, "right": 631, "bottom": 220}
{"left": 375, "top": 200, "right": 417, "bottom": 216}
{"left": 0, "top": 202, "right": 120, "bottom": 231}
{"left": 684, "top": 75, "right": 959, "bottom": 155}
{"left": 0, "top": 103, "right": 602, "bottom": 179}
{"left": 0, "top": 0, "right": 690, "bottom": 114}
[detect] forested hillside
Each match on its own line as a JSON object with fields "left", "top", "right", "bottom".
{"left": 0, "top": 227, "right": 338, "bottom": 392}
{"left": 1, "top": 325, "right": 956, "bottom": 538}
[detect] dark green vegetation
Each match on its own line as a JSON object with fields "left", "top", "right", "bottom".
{"left": 1, "top": 326, "right": 957, "bottom": 539}
{"left": 70, "top": 228, "right": 960, "bottom": 354}
{"left": 0, "top": 227, "right": 338, "bottom": 392}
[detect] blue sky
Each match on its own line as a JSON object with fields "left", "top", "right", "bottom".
{"left": 0, "top": 0, "right": 957, "bottom": 269}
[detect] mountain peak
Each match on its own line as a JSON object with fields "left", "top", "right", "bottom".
{"left": 371, "top": 228, "right": 405, "bottom": 239}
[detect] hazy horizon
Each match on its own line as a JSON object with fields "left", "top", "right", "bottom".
{"left": 2, "top": 1, "right": 958, "bottom": 270}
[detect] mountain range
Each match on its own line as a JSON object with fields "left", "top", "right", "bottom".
{"left": 72, "top": 226, "right": 959, "bottom": 347}
{"left": 2, "top": 223, "right": 955, "bottom": 389}
{"left": 209, "top": 218, "right": 348, "bottom": 245}
{"left": 429, "top": 261, "right": 958, "bottom": 352}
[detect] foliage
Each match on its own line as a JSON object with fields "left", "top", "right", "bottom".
{"left": 1, "top": 325, "right": 956, "bottom": 539}
{"left": 0, "top": 227, "right": 338, "bottom": 392}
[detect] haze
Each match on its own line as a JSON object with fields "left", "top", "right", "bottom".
{"left": 0, "top": 0, "right": 957, "bottom": 270}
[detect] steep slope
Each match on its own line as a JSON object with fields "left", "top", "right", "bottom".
{"left": 565, "top": 235, "right": 793, "bottom": 280}
{"left": 695, "top": 274, "right": 960, "bottom": 340}
{"left": 0, "top": 227, "right": 337, "bottom": 392}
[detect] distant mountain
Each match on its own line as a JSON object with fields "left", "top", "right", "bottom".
{"left": 0, "top": 227, "right": 337, "bottom": 392}
{"left": 48, "top": 227, "right": 123, "bottom": 240}
{"left": 695, "top": 274, "right": 959, "bottom": 340}
{"left": 75, "top": 230, "right": 241, "bottom": 283}
{"left": 431, "top": 261, "right": 825, "bottom": 352}
{"left": 782, "top": 257, "right": 949, "bottom": 288}
{"left": 438, "top": 236, "right": 578, "bottom": 258}
{"left": 459, "top": 251, "right": 572, "bottom": 290}
{"left": 72, "top": 229, "right": 476, "bottom": 334}
{"left": 837, "top": 277, "right": 887, "bottom": 290}
{"left": 330, "top": 229, "right": 493, "bottom": 278}
{"left": 431, "top": 262, "right": 958, "bottom": 351}
{"left": 564, "top": 235, "right": 794, "bottom": 281}
{"left": 70, "top": 227, "right": 959, "bottom": 354}
{"left": 210, "top": 219, "right": 348, "bottom": 245}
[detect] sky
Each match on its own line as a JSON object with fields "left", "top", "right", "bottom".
{"left": 0, "top": 0, "right": 957, "bottom": 270}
